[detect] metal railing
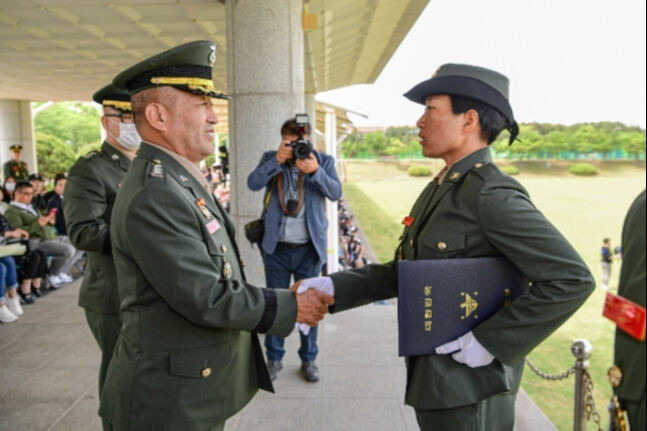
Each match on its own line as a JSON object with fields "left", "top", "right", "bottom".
{"left": 525, "top": 339, "right": 603, "bottom": 431}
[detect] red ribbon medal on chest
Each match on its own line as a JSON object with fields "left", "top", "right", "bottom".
{"left": 401, "top": 216, "right": 415, "bottom": 227}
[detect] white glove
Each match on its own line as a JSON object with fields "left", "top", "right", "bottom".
{"left": 295, "top": 277, "right": 335, "bottom": 335}
{"left": 435, "top": 331, "right": 495, "bottom": 368}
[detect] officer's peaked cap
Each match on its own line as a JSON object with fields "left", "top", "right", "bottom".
{"left": 113, "top": 40, "right": 228, "bottom": 100}
{"left": 93, "top": 84, "right": 132, "bottom": 113}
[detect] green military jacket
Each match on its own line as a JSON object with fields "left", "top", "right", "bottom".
{"left": 3, "top": 160, "right": 29, "bottom": 181}
{"left": 4, "top": 204, "right": 56, "bottom": 240}
{"left": 329, "top": 147, "right": 594, "bottom": 410}
{"left": 613, "top": 190, "right": 646, "bottom": 402}
{"left": 99, "top": 143, "right": 298, "bottom": 430}
{"left": 63, "top": 142, "right": 130, "bottom": 314}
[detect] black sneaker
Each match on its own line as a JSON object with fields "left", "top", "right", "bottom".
{"left": 17, "top": 290, "right": 35, "bottom": 305}
{"left": 266, "top": 360, "right": 283, "bottom": 381}
{"left": 301, "top": 361, "right": 320, "bottom": 382}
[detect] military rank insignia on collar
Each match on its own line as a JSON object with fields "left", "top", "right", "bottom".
{"left": 150, "top": 159, "right": 164, "bottom": 177}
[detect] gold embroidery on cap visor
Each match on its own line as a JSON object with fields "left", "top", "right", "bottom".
{"left": 102, "top": 100, "right": 132, "bottom": 112}
{"left": 150, "top": 76, "right": 225, "bottom": 97}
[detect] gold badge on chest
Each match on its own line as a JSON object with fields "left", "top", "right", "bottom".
{"left": 223, "top": 262, "right": 233, "bottom": 279}
{"left": 196, "top": 197, "right": 211, "bottom": 219}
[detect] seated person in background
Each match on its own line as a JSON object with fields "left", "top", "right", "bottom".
{"left": 0, "top": 213, "right": 44, "bottom": 304}
{"left": 0, "top": 187, "right": 9, "bottom": 215}
{"left": 3, "top": 176, "right": 17, "bottom": 203}
{"left": 0, "top": 255, "right": 23, "bottom": 323}
{"left": 29, "top": 173, "right": 48, "bottom": 213}
{"left": 46, "top": 173, "right": 68, "bottom": 236}
{"left": 5, "top": 181, "right": 80, "bottom": 287}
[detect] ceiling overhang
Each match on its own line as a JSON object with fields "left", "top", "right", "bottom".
{"left": 0, "top": 0, "right": 428, "bottom": 102}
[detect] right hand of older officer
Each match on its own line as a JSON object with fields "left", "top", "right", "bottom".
{"left": 292, "top": 277, "right": 335, "bottom": 333}
{"left": 275, "top": 139, "right": 294, "bottom": 164}
{"left": 293, "top": 279, "right": 335, "bottom": 327}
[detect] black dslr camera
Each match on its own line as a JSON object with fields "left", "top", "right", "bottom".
{"left": 289, "top": 113, "right": 313, "bottom": 160}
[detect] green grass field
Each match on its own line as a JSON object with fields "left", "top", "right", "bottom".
{"left": 341, "top": 159, "right": 646, "bottom": 430}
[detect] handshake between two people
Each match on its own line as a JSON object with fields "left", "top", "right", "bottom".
{"left": 289, "top": 277, "right": 335, "bottom": 334}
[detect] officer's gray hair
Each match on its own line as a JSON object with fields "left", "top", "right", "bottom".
{"left": 131, "top": 87, "right": 177, "bottom": 129}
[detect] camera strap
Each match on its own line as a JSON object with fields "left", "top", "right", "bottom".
{"left": 277, "top": 171, "right": 305, "bottom": 216}
{"left": 260, "top": 176, "right": 277, "bottom": 219}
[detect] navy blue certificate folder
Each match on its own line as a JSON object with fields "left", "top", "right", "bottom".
{"left": 397, "top": 257, "right": 529, "bottom": 357}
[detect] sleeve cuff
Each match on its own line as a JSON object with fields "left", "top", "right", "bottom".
{"left": 252, "top": 288, "right": 277, "bottom": 333}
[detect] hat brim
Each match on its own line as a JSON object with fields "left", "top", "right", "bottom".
{"left": 403, "top": 75, "right": 514, "bottom": 125}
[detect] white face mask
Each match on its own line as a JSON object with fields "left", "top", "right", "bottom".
{"left": 115, "top": 122, "right": 141, "bottom": 150}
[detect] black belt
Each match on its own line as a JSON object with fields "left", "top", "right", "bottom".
{"left": 279, "top": 241, "right": 308, "bottom": 249}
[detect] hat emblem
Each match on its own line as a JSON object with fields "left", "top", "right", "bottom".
{"left": 209, "top": 45, "right": 216, "bottom": 67}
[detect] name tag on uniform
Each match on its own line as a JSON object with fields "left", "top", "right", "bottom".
{"left": 206, "top": 219, "right": 221, "bottom": 234}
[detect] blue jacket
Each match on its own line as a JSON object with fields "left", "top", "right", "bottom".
{"left": 247, "top": 150, "right": 342, "bottom": 262}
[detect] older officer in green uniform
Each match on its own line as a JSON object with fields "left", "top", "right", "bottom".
{"left": 4, "top": 145, "right": 29, "bottom": 181}
{"left": 63, "top": 84, "right": 138, "bottom": 425}
{"left": 608, "top": 190, "right": 646, "bottom": 430}
{"left": 297, "top": 64, "right": 595, "bottom": 430}
{"left": 99, "top": 41, "right": 333, "bottom": 431}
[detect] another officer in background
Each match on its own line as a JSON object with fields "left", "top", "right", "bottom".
{"left": 99, "top": 41, "right": 333, "bottom": 431}
{"left": 4, "top": 145, "right": 29, "bottom": 181}
{"left": 608, "top": 190, "right": 646, "bottom": 430}
{"left": 63, "top": 84, "right": 138, "bottom": 426}
{"left": 297, "top": 64, "right": 595, "bottom": 430}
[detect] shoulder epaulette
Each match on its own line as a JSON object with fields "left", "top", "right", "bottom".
{"left": 82, "top": 149, "right": 102, "bottom": 159}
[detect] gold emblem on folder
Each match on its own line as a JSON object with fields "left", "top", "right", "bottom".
{"left": 460, "top": 292, "right": 479, "bottom": 320}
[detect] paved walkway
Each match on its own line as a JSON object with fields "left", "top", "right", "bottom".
{"left": 0, "top": 280, "right": 556, "bottom": 431}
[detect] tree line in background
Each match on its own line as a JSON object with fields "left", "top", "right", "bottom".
{"left": 32, "top": 102, "right": 646, "bottom": 179}
{"left": 341, "top": 122, "right": 646, "bottom": 160}
{"left": 33, "top": 102, "right": 101, "bottom": 179}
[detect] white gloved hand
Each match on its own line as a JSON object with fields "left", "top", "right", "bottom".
{"left": 295, "top": 277, "right": 335, "bottom": 335}
{"left": 435, "top": 331, "right": 495, "bottom": 368}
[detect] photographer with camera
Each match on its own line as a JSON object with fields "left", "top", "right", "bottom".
{"left": 247, "top": 115, "right": 341, "bottom": 383}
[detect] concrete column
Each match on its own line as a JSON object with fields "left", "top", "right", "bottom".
{"left": 325, "top": 109, "right": 339, "bottom": 274}
{"left": 0, "top": 100, "right": 36, "bottom": 179}
{"left": 227, "top": 0, "right": 305, "bottom": 285}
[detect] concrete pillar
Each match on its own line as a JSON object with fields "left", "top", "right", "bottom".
{"left": 0, "top": 100, "right": 37, "bottom": 179}
{"left": 227, "top": 0, "right": 305, "bottom": 285}
{"left": 325, "top": 109, "right": 339, "bottom": 274}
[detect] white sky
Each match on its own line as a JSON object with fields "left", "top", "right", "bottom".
{"left": 317, "top": 0, "right": 647, "bottom": 129}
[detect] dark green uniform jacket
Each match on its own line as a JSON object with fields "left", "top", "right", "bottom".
{"left": 99, "top": 143, "right": 298, "bottom": 430}
{"left": 613, "top": 190, "right": 646, "bottom": 427}
{"left": 329, "top": 147, "right": 595, "bottom": 410}
{"left": 3, "top": 160, "right": 29, "bottom": 181}
{"left": 5, "top": 204, "right": 56, "bottom": 240}
{"left": 64, "top": 142, "right": 130, "bottom": 314}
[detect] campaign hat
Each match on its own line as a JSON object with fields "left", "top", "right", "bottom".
{"left": 404, "top": 64, "right": 518, "bottom": 143}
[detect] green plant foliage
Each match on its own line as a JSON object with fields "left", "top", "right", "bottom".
{"left": 34, "top": 102, "right": 101, "bottom": 151}
{"left": 568, "top": 162, "right": 598, "bottom": 176}
{"left": 500, "top": 165, "right": 519, "bottom": 175}
{"left": 75, "top": 142, "right": 102, "bottom": 158}
{"left": 407, "top": 165, "right": 432, "bottom": 177}
{"left": 35, "top": 131, "right": 77, "bottom": 179}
